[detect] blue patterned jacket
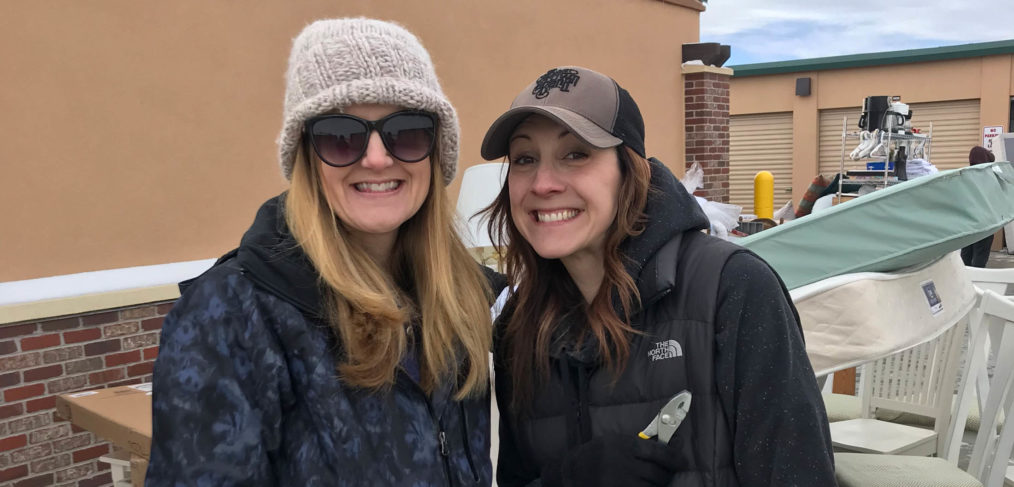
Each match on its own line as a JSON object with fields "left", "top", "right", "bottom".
{"left": 146, "top": 195, "right": 497, "bottom": 486}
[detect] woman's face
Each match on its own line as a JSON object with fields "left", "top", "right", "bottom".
{"left": 316, "top": 103, "right": 432, "bottom": 244}
{"left": 507, "top": 115, "right": 622, "bottom": 263}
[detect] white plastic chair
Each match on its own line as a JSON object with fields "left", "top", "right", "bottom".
{"left": 829, "top": 306, "right": 969, "bottom": 456}
{"left": 835, "top": 289, "right": 1014, "bottom": 487}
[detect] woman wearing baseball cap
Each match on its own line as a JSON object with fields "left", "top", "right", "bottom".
{"left": 146, "top": 19, "right": 501, "bottom": 485}
{"left": 483, "top": 66, "right": 835, "bottom": 486}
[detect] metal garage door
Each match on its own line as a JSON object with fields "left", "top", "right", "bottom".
{"left": 819, "top": 100, "right": 980, "bottom": 176}
{"left": 909, "top": 99, "right": 980, "bottom": 171}
{"left": 729, "top": 112, "right": 793, "bottom": 214}
{"left": 819, "top": 106, "right": 862, "bottom": 177}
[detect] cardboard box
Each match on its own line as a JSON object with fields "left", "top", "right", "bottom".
{"left": 55, "top": 383, "right": 153, "bottom": 460}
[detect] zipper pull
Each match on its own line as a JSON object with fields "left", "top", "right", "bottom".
{"left": 438, "top": 431, "right": 448, "bottom": 456}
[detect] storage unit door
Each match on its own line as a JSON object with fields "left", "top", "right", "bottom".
{"left": 909, "top": 99, "right": 980, "bottom": 171}
{"left": 819, "top": 106, "right": 862, "bottom": 177}
{"left": 729, "top": 112, "right": 793, "bottom": 214}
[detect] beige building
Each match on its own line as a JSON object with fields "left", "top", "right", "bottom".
{"left": 2, "top": 0, "right": 707, "bottom": 282}
{"left": 728, "top": 40, "right": 1014, "bottom": 213}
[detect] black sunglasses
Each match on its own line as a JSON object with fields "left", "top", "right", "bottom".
{"left": 303, "top": 111, "right": 437, "bottom": 167}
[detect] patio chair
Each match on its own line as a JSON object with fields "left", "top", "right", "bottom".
{"left": 828, "top": 295, "right": 972, "bottom": 456}
{"left": 835, "top": 289, "right": 1014, "bottom": 487}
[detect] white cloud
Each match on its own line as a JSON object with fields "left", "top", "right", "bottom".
{"left": 702, "top": 1, "right": 1014, "bottom": 63}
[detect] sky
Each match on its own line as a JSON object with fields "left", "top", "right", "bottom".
{"left": 700, "top": 1, "right": 1014, "bottom": 66}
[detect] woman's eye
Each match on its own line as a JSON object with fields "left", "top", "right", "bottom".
{"left": 510, "top": 155, "right": 535, "bottom": 166}
{"left": 564, "top": 151, "right": 588, "bottom": 160}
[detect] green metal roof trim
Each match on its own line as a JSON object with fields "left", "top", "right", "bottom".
{"left": 731, "top": 39, "right": 1014, "bottom": 77}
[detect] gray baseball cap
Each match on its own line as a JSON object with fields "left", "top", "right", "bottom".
{"left": 481, "top": 66, "right": 646, "bottom": 160}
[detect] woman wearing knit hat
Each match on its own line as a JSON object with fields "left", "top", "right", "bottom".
{"left": 961, "top": 145, "right": 998, "bottom": 267}
{"left": 146, "top": 19, "right": 500, "bottom": 485}
{"left": 482, "top": 66, "right": 836, "bottom": 486}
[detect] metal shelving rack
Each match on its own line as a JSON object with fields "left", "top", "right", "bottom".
{"left": 836, "top": 115, "right": 932, "bottom": 203}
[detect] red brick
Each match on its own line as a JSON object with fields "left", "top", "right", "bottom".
{"left": 75, "top": 471, "right": 109, "bottom": 487}
{"left": 142, "top": 346, "right": 158, "bottom": 360}
{"left": 0, "top": 324, "right": 38, "bottom": 340}
{"left": 119, "top": 307, "right": 155, "bottom": 320}
{"left": 47, "top": 375, "right": 88, "bottom": 394}
{"left": 156, "top": 302, "right": 175, "bottom": 315}
{"left": 28, "top": 424, "right": 69, "bottom": 444}
{"left": 51, "top": 434, "right": 91, "bottom": 453}
{"left": 8, "top": 413, "right": 52, "bottom": 434}
{"left": 25, "top": 396, "right": 57, "bottom": 413}
{"left": 5, "top": 383, "right": 45, "bottom": 402}
{"left": 62, "top": 329, "right": 100, "bottom": 345}
{"left": 0, "top": 353, "right": 41, "bottom": 373}
{"left": 63, "top": 358, "right": 103, "bottom": 375}
{"left": 0, "top": 404, "right": 24, "bottom": 420}
{"left": 13, "top": 472, "right": 53, "bottom": 487}
{"left": 0, "top": 341, "right": 17, "bottom": 356}
{"left": 88, "top": 369, "right": 124, "bottom": 386}
{"left": 71, "top": 444, "right": 108, "bottom": 463}
{"left": 103, "top": 350, "right": 140, "bottom": 367}
{"left": 0, "top": 464, "right": 28, "bottom": 482}
{"left": 122, "top": 333, "right": 158, "bottom": 351}
{"left": 9, "top": 443, "right": 52, "bottom": 464}
{"left": 102, "top": 322, "right": 139, "bottom": 338}
{"left": 80, "top": 311, "right": 118, "bottom": 327}
{"left": 23, "top": 364, "right": 63, "bottom": 382}
{"left": 39, "top": 317, "right": 80, "bottom": 333}
{"left": 0, "top": 435, "right": 28, "bottom": 452}
{"left": 42, "top": 347, "right": 82, "bottom": 365}
{"left": 20, "top": 334, "right": 61, "bottom": 351}
{"left": 83, "top": 340, "right": 120, "bottom": 357}
{"left": 29, "top": 452, "right": 70, "bottom": 474}
{"left": 96, "top": 461, "right": 110, "bottom": 471}
{"left": 69, "top": 423, "right": 85, "bottom": 434}
{"left": 141, "top": 316, "right": 164, "bottom": 331}
{"left": 127, "top": 361, "right": 153, "bottom": 377}
{"left": 0, "top": 371, "right": 20, "bottom": 388}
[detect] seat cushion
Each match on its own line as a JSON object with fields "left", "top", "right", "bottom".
{"left": 835, "top": 453, "right": 982, "bottom": 487}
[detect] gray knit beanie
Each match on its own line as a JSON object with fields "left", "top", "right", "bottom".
{"left": 278, "top": 18, "right": 459, "bottom": 185}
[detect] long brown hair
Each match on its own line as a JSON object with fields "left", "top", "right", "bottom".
{"left": 487, "top": 146, "right": 651, "bottom": 409}
{"left": 286, "top": 140, "right": 492, "bottom": 399}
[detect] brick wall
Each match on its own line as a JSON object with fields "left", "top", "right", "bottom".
{"left": 684, "top": 69, "right": 731, "bottom": 203}
{"left": 0, "top": 301, "right": 173, "bottom": 487}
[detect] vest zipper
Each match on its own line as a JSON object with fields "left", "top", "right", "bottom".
{"left": 398, "top": 370, "right": 454, "bottom": 486}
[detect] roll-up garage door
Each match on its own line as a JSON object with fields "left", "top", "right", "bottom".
{"left": 819, "top": 100, "right": 980, "bottom": 176}
{"left": 909, "top": 99, "right": 980, "bottom": 171}
{"left": 819, "top": 106, "right": 861, "bottom": 177}
{"left": 729, "top": 112, "right": 793, "bottom": 214}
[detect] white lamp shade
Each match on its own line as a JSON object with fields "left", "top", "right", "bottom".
{"left": 455, "top": 162, "right": 508, "bottom": 248}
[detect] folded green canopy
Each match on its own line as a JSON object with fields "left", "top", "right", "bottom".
{"left": 739, "top": 162, "right": 1014, "bottom": 290}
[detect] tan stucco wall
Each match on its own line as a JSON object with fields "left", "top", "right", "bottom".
{"left": 1, "top": 1, "right": 701, "bottom": 281}
{"left": 730, "top": 55, "right": 1014, "bottom": 203}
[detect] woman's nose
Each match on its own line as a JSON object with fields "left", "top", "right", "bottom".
{"left": 530, "top": 163, "right": 564, "bottom": 195}
{"left": 359, "top": 131, "right": 394, "bottom": 169}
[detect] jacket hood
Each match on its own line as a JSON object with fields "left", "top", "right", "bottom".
{"left": 235, "top": 193, "right": 326, "bottom": 320}
{"left": 620, "top": 158, "right": 709, "bottom": 298}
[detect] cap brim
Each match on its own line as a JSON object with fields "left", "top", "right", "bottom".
{"left": 480, "top": 105, "right": 623, "bottom": 160}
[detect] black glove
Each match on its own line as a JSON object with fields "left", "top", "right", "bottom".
{"left": 540, "top": 434, "right": 682, "bottom": 487}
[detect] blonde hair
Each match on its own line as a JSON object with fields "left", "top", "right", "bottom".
{"left": 286, "top": 141, "right": 491, "bottom": 398}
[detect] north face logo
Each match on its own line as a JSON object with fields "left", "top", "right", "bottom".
{"left": 649, "top": 340, "right": 683, "bottom": 361}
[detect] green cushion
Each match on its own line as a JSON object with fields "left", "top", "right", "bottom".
{"left": 835, "top": 453, "right": 982, "bottom": 487}
{"left": 822, "top": 392, "right": 996, "bottom": 432}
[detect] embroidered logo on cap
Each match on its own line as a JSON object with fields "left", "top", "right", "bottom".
{"left": 532, "top": 68, "right": 580, "bottom": 99}
{"left": 649, "top": 339, "right": 683, "bottom": 362}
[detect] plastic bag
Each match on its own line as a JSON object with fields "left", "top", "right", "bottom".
{"left": 682, "top": 163, "right": 743, "bottom": 238}
{"left": 773, "top": 201, "right": 795, "bottom": 222}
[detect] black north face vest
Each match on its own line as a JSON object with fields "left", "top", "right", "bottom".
{"left": 501, "top": 231, "right": 742, "bottom": 487}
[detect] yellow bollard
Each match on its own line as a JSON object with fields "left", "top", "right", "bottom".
{"left": 753, "top": 171, "right": 774, "bottom": 219}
